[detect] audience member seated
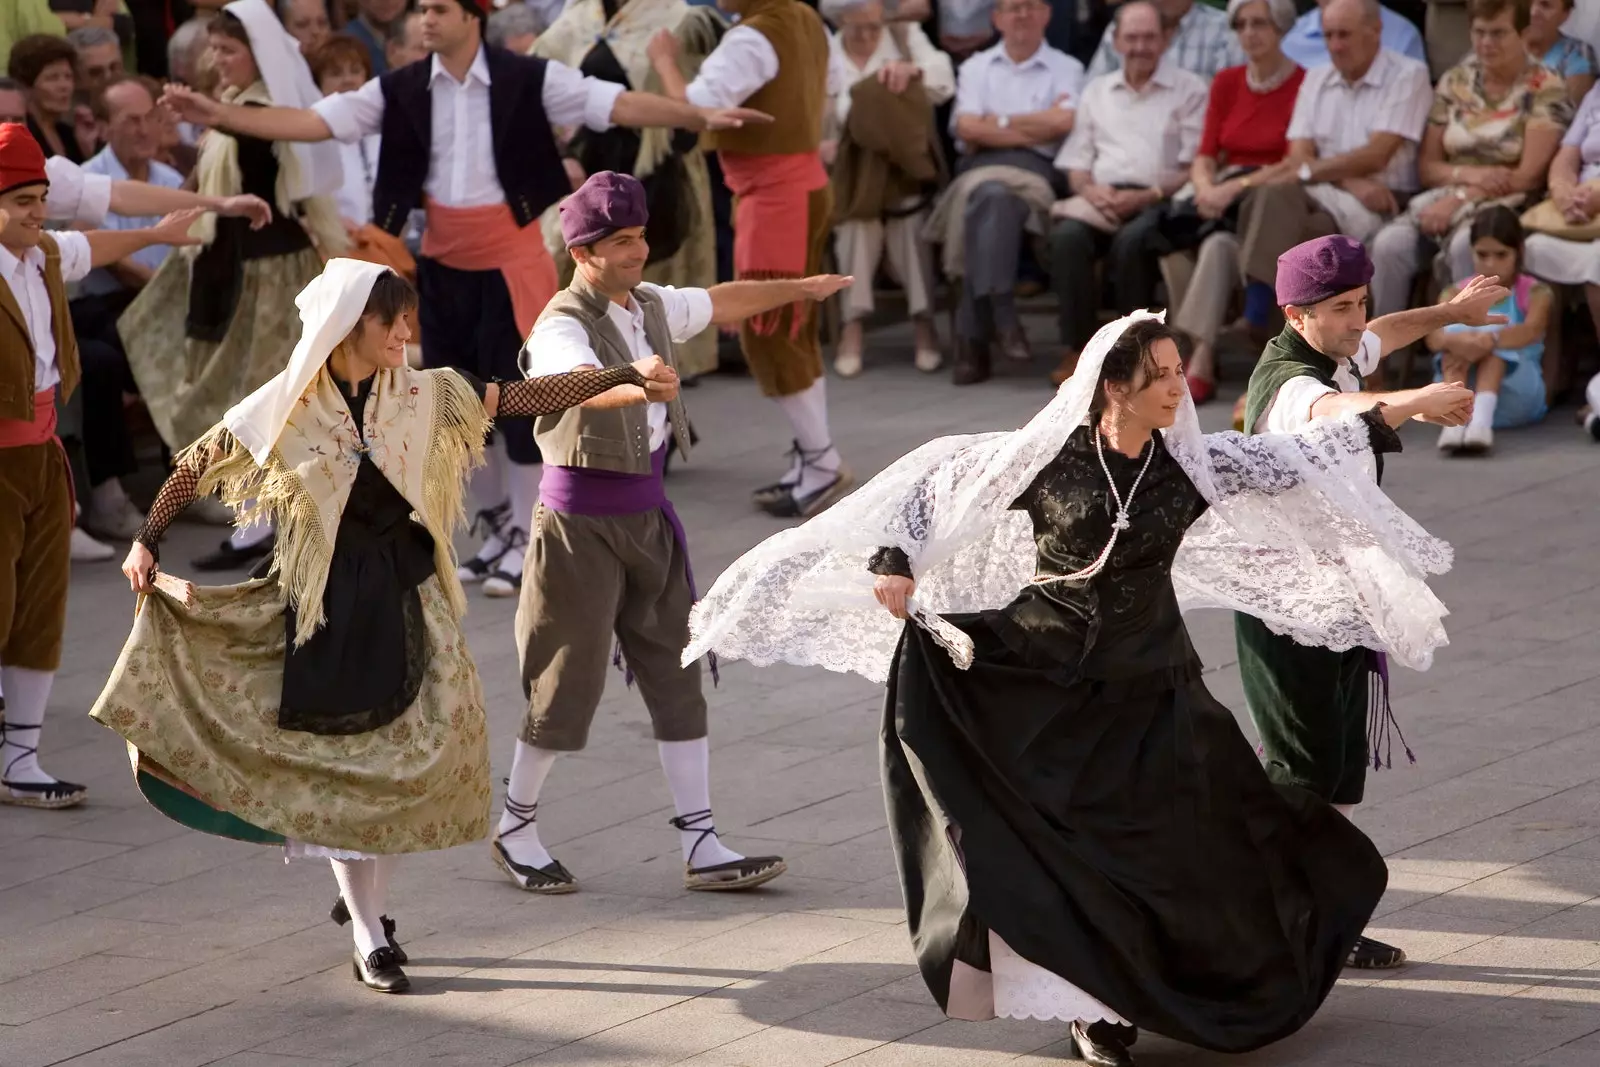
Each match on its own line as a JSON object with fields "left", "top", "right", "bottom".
{"left": 487, "top": 1, "right": 547, "bottom": 54}
{"left": 1520, "top": 81, "right": 1600, "bottom": 349}
{"left": 67, "top": 25, "right": 120, "bottom": 96}
{"left": 344, "top": 0, "right": 406, "bottom": 75}
{"left": 824, "top": 0, "right": 955, "bottom": 377}
{"left": 1048, "top": 2, "right": 1206, "bottom": 383}
{"left": 278, "top": 0, "right": 331, "bottom": 56}
{"left": 1525, "top": 0, "right": 1595, "bottom": 103}
{"left": 1234, "top": 0, "right": 1430, "bottom": 336}
{"left": 1369, "top": 0, "right": 1568, "bottom": 318}
{"left": 1279, "top": 0, "right": 1425, "bottom": 67}
{"left": 1424, "top": 206, "right": 1551, "bottom": 453}
{"left": 933, "top": 0, "right": 1082, "bottom": 385}
{"left": 384, "top": 8, "right": 427, "bottom": 71}
{"left": 1085, "top": 0, "right": 1243, "bottom": 80}
{"left": 938, "top": 0, "right": 999, "bottom": 62}
{"left": 8, "top": 33, "right": 85, "bottom": 162}
{"left": 1159, "top": 0, "right": 1301, "bottom": 404}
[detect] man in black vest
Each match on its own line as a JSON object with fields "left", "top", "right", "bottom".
{"left": 160, "top": 0, "right": 766, "bottom": 597}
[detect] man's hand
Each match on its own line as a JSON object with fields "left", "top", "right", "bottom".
{"left": 1082, "top": 183, "right": 1118, "bottom": 216}
{"left": 161, "top": 83, "right": 221, "bottom": 127}
{"left": 1465, "top": 165, "right": 1514, "bottom": 197}
{"left": 216, "top": 194, "right": 272, "bottom": 229}
{"left": 1448, "top": 274, "right": 1511, "bottom": 326}
{"left": 1417, "top": 194, "right": 1460, "bottom": 237}
{"left": 1341, "top": 176, "right": 1398, "bottom": 216}
{"left": 647, "top": 28, "right": 681, "bottom": 68}
{"left": 797, "top": 274, "right": 853, "bottom": 301}
{"left": 1111, "top": 188, "right": 1157, "bottom": 219}
{"left": 878, "top": 61, "right": 922, "bottom": 95}
{"left": 1408, "top": 380, "right": 1475, "bottom": 425}
{"left": 632, "top": 355, "right": 681, "bottom": 403}
{"left": 698, "top": 107, "right": 774, "bottom": 131}
{"left": 149, "top": 208, "right": 208, "bottom": 247}
{"left": 873, "top": 574, "right": 916, "bottom": 619}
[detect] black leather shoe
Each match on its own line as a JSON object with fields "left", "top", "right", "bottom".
{"left": 1072, "top": 1020, "right": 1135, "bottom": 1067}
{"left": 995, "top": 325, "right": 1032, "bottom": 363}
{"left": 191, "top": 533, "right": 275, "bottom": 572}
{"left": 950, "top": 338, "right": 991, "bottom": 386}
{"left": 330, "top": 896, "right": 406, "bottom": 964}
{"left": 351, "top": 947, "right": 410, "bottom": 993}
{"left": 1347, "top": 934, "right": 1407, "bottom": 969}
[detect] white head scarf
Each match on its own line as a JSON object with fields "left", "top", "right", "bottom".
{"left": 224, "top": 258, "right": 388, "bottom": 464}
{"left": 224, "top": 0, "right": 344, "bottom": 200}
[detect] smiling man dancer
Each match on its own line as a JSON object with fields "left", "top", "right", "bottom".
{"left": 160, "top": 0, "right": 768, "bottom": 599}
{"left": 495, "top": 171, "right": 850, "bottom": 894}
{"left": 1238, "top": 234, "right": 1502, "bottom": 971}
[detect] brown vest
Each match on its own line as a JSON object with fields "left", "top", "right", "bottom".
{"left": 0, "top": 234, "right": 81, "bottom": 422}
{"left": 532, "top": 272, "right": 693, "bottom": 474}
{"left": 704, "top": 0, "right": 829, "bottom": 157}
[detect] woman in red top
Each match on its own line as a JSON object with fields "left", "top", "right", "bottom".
{"left": 1164, "top": 0, "right": 1302, "bottom": 404}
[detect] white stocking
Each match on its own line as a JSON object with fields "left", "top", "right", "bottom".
{"left": 330, "top": 859, "right": 384, "bottom": 957}
{"left": 0, "top": 666, "right": 57, "bottom": 787}
{"left": 497, "top": 740, "right": 558, "bottom": 868}
{"left": 370, "top": 854, "right": 398, "bottom": 919}
{"left": 658, "top": 738, "right": 743, "bottom": 870}
{"left": 775, "top": 379, "right": 842, "bottom": 497}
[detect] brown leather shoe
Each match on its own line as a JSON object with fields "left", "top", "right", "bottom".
{"left": 1049, "top": 348, "right": 1080, "bottom": 386}
{"left": 995, "top": 326, "right": 1032, "bottom": 363}
{"left": 951, "top": 337, "right": 991, "bottom": 385}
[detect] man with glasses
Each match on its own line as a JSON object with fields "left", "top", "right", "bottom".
{"left": 942, "top": 0, "right": 1083, "bottom": 384}
{"left": 1085, "top": 0, "right": 1242, "bottom": 80}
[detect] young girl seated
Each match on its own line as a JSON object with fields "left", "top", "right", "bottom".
{"left": 1425, "top": 206, "right": 1553, "bottom": 455}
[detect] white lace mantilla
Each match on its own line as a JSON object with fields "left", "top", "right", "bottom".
{"left": 684, "top": 311, "right": 1452, "bottom": 683}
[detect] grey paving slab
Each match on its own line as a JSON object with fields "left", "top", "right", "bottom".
{"left": 3, "top": 315, "right": 1599, "bottom": 1065}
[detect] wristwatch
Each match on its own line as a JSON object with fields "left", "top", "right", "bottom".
{"left": 998, "top": 114, "right": 1011, "bottom": 129}
{"left": 1297, "top": 162, "right": 1313, "bottom": 183}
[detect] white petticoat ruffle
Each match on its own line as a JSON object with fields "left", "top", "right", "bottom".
{"left": 283, "top": 839, "right": 380, "bottom": 862}
{"left": 989, "top": 932, "right": 1131, "bottom": 1025}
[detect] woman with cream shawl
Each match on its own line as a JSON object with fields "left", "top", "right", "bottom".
{"left": 92, "top": 259, "right": 679, "bottom": 996}
{"left": 533, "top": 0, "right": 724, "bottom": 377}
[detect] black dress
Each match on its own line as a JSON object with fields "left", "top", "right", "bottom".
{"left": 869, "top": 423, "right": 1392, "bottom": 1053}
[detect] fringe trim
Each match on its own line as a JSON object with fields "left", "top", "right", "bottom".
{"left": 419, "top": 370, "right": 491, "bottom": 625}
{"left": 737, "top": 269, "right": 807, "bottom": 339}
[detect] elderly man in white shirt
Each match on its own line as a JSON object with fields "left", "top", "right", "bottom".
{"left": 1085, "top": 0, "right": 1244, "bottom": 80}
{"left": 1232, "top": 0, "right": 1431, "bottom": 314}
{"left": 1047, "top": 1, "right": 1206, "bottom": 382}
{"left": 942, "top": 0, "right": 1083, "bottom": 384}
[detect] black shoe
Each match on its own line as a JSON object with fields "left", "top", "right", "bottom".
{"left": 0, "top": 720, "right": 87, "bottom": 809}
{"left": 191, "top": 533, "right": 275, "bottom": 572}
{"left": 950, "top": 337, "right": 991, "bottom": 386}
{"left": 1072, "top": 1020, "right": 1135, "bottom": 1067}
{"left": 1347, "top": 934, "right": 1407, "bottom": 969}
{"left": 761, "top": 466, "right": 855, "bottom": 519}
{"left": 330, "top": 896, "right": 406, "bottom": 964}
{"left": 351, "top": 947, "right": 410, "bottom": 993}
{"left": 491, "top": 837, "right": 579, "bottom": 894}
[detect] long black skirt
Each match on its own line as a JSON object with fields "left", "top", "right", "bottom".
{"left": 881, "top": 614, "right": 1387, "bottom": 1053}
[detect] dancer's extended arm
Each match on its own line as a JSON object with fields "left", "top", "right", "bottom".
{"left": 706, "top": 275, "right": 853, "bottom": 326}
{"left": 481, "top": 357, "right": 680, "bottom": 418}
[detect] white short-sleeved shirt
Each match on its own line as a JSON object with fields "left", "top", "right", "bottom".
{"left": 1053, "top": 61, "right": 1209, "bottom": 187}
{"left": 1285, "top": 48, "right": 1433, "bottom": 194}
{"left": 312, "top": 46, "right": 624, "bottom": 208}
{"left": 0, "top": 231, "right": 93, "bottom": 392}
{"left": 951, "top": 40, "right": 1085, "bottom": 158}
{"left": 1255, "top": 330, "right": 1383, "bottom": 436}
{"left": 685, "top": 24, "right": 842, "bottom": 110}
{"left": 43, "top": 156, "right": 113, "bottom": 227}
{"left": 521, "top": 284, "right": 714, "bottom": 452}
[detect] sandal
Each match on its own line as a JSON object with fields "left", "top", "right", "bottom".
{"left": 1346, "top": 934, "right": 1407, "bottom": 969}
{"left": 0, "top": 720, "right": 87, "bottom": 809}
{"left": 669, "top": 810, "right": 786, "bottom": 892}
{"left": 490, "top": 795, "right": 578, "bottom": 894}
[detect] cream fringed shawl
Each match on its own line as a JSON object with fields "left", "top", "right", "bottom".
{"left": 178, "top": 365, "right": 487, "bottom": 647}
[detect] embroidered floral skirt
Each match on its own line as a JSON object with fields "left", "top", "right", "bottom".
{"left": 90, "top": 574, "right": 492, "bottom": 855}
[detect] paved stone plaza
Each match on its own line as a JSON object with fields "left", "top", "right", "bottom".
{"left": 3, "top": 324, "right": 1599, "bottom": 1067}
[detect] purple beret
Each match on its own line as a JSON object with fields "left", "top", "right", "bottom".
{"left": 1275, "top": 235, "right": 1374, "bottom": 308}
{"left": 560, "top": 171, "right": 649, "bottom": 249}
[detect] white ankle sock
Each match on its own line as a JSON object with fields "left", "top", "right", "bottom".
{"left": 1469, "top": 392, "right": 1497, "bottom": 430}
{"left": 228, "top": 501, "right": 274, "bottom": 551}
{"left": 330, "top": 859, "right": 385, "bottom": 957}
{"left": 776, "top": 380, "right": 842, "bottom": 498}
{"left": 658, "top": 738, "right": 743, "bottom": 870}
{"left": 498, "top": 741, "right": 559, "bottom": 868}
{"left": 1, "top": 666, "right": 57, "bottom": 787}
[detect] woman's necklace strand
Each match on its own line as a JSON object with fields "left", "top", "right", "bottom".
{"left": 1031, "top": 429, "right": 1156, "bottom": 586}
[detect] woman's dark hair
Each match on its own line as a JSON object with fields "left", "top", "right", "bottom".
{"left": 207, "top": 11, "right": 254, "bottom": 48}
{"left": 1468, "top": 204, "right": 1525, "bottom": 275}
{"left": 7, "top": 34, "right": 79, "bottom": 88}
{"left": 1090, "top": 319, "right": 1179, "bottom": 415}
{"left": 365, "top": 270, "right": 418, "bottom": 324}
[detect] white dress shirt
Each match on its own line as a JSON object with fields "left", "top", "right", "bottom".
{"left": 333, "top": 134, "right": 382, "bottom": 225}
{"left": 685, "top": 24, "right": 842, "bottom": 110}
{"left": 1054, "top": 61, "right": 1208, "bottom": 187}
{"left": 521, "top": 283, "right": 714, "bottom": 452}
{"left": 43, "top": 156, "right": 113, "bottom": 227}
{"left": 828, "top": 24, "right": 956, "bottom": 125}
{"left": 0, "top": 232, "right": 93, "bottom": 393}
{"left": 1285, "top": 48, "right": 1433, "bottom": 196}
{"left": 1256, "top": 330, "right": 1383, "bottom": 436}
{"left": 951, "top": 40, "right": 1086, "bottom": 158}
{"left": 312, "top": 45, "right": 625, "bottom": 208}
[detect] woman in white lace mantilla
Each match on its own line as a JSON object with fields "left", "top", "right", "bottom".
{"left": 683, "top": 312, "right": 1458, "bottom": 1063}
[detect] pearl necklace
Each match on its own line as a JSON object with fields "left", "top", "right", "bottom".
{"left": 1031, "top": 429, "right": 1156, "bottom": 586}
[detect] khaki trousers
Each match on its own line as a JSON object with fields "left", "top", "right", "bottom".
{"left": 834, "top": 200, "right": 936, "bottom": 321}
{"left": 1237, "top": 185, "right": 1337, "bottom": 288}
{"left": 1166, "top": 231, "right": 1242, "bottom": 346}
{"left": 514, "top": 504, "right": 707, "bottom": 752}
{"left": 740, "top": 184, "right": 833, "bottom": 399}
{"left": 0, "top": 442, "right": 72, "bottom": 671}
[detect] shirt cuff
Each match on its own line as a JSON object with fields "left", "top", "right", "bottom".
{"left": 1354, "top": 329, "right": 1384, "bottom": 376}
{"left": 77, "top": 171, "right": 113, "bottom": 228}
{"left": 311, "top": 96, "right": 362, "bottom": 144}
{"left": 584, "top": 79, "right": 626, "bottom": 132}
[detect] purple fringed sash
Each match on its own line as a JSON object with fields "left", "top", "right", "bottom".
{"left": 1366, "top": 649, "right": 1414, "bottom": 770}
{"left": 538, "top": 444, "right": 718, "bottom": 686}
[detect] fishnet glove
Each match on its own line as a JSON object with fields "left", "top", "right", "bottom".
{"left": 133, "top": 462, "right": 204, "bottom": 562}
{"left": 496, "top": 366, "right": 649, "bottom": 418}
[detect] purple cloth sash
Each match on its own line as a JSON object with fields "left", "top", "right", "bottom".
{"left": 539, "top": 444, "right": 717, "bottom": 685}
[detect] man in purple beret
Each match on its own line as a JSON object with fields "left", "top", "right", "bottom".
{"left": 1236, "top": 233, "right": 1502, "bottom": 970}
{"left": 490, "top": 171, "right": 850, "bottom": 896}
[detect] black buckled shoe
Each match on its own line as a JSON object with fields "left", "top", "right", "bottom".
{"left": 1071, "top": 1020, "right": 1136, "bottom": 1067}
{"left": 330, "top": 896, "right": 406, "bottom": 964}
{"left": 351, "top": 946, "right": 410, "bottom": 993}
{"left": 1347, "top": 934, "right": 1407, "bottom": 969}
{"left": 191, "top": 533, "right": 275, "bottom": 572}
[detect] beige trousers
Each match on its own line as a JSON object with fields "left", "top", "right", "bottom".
{"left": 1165, "top": 231, "right": 1242, "bottom": 347}
{"left": 834, "top": 201, "right": 936, "bottom": 321}
{"left": 1237, "top": 184, "right": 1337, "bottom": 287}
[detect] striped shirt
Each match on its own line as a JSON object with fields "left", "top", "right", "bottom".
{"left": 1285, "top": 47, "right": 1433, "bottom": 193}
{"left": 1085, "top": 2, "right": 1243, "bottom": 83}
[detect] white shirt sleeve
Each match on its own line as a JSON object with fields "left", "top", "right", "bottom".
{"left": 642, "top": 284, "right": 715, "bottom": 344}
{"left": 1054, "top": 89, "right": 1097, "bottom": 174}
{"left": 1352, "top": 329, "right": 1384, "bottom": 377}
{"left": 686, "top": 25, "right": 781, "bottom": 109}
{"left": 45, "top": 156, "right": 112, "bottom": 226}
{"left": 52, "top": 231, "right": 94, "bottom": 285}
{"left": 1256, "top": 375, "right": 1337, "bottom": 434}
{"left": 1374, "top": 58, "right": 1434, "bottom": 143}
{"left": 542, "top": 58, "right": 626, "bottom": 132}
{"left": 312, "top": 77, "right": 387, "bottom": 143}
{"left": 910, "top": 26, "right": 956, "bottom": 107}
{"left": 1284, "top": 70, "right": 1319, "bottom": 144}
{"left": 521, "top": 315, "right": 604, "bottom": 377}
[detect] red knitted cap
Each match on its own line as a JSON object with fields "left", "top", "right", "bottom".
{"left": 0, "top": 123, "right": 48, "bottom": 198}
